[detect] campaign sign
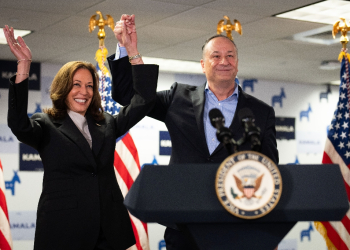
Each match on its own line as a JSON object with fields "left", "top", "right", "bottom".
{"left": 159, "top": 131, "right": 171, "bottom": 156}
{"left": 0, "top": 59, "right": 40, "bottom": 90}
{"left": 9, "top": 211, "right": 36, "bottom": 240}
{"left": 19, "top": 143, "right": 43, "bottom": 171}
{"left": 0, "top": 124, "right": 19, "bottom": 154}
{"left": 277, "top": 238, "right": 297, "bottom": 250}
{"left": 297, "top": 131, "right": 323, "bottom": 154}
{"left": 275, "top": 117, "right": 295, "bottom": 140}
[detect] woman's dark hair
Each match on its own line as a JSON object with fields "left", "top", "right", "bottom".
{"left": 44, "top": 61, "right": 104, "bottom": 121}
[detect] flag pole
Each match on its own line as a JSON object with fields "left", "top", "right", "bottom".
{"left": 89, "top": 10, "right": 114, "bottom": 103}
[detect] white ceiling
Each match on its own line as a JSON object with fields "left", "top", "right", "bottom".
{"left": 0, "top": 0, "right": 346, "bottom": 85}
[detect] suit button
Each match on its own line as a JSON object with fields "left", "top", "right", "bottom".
{"left": 91, "top": 173, "right": 97, "bottom": 177}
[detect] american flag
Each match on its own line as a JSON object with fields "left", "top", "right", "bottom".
{"left": 315, "top": 50, "right": 350, "bottom": 250}
{"left": 0, "top": 159, "right": 13, "bottom": 250}
{"left": 96, "top": 50, "right": 150, "bottom": 250}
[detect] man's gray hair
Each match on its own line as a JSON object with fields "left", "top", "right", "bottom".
{"left": 202, "top": 34, "right": 238, "bottom": 59}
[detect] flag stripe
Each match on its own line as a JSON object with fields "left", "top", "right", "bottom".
{"left": 115, "top": 139, "right": 139, "bottom": 182}
{"left": 323, "top": 151, "right": 333, "bottom": 164}
{"left": 0, "top": 189, "right": 9, "bottom": 221}
{"left": 114, "top": 168, "right": 128, "bottom": 198}
{"left": 114, "top": 168, "right": 148, "bottom": 240}
{"left": 0, "top": 208, "right": 11, "bottom": 249}
{"left": 341, "top": 213, "right": 350, "bottom": 236}
{"left": 330, "top": 220, "right": 350, "bottom": 249}
{"left": 129, "top": 217, "right": 142, "bottom": 250}
{"left": 0, "top": 229, "right": 11, "bottom": 250}
{"left": 0, "top": 163, "right": 5, "bottom": 191}
{"left": 0, "top": 159, "right": 12, "bottom": 250}
{"left": 344, "top": 180, "right": 350, "bottom": 201}
{"left": 0, "top": 206, "right": 12, "bottom": 250}
{"left": 0, "top": 161, "right": 8, "bottom": 221}
{"left": 122, "top": 133, "right": 141, "bottom": 170}
{"left": 323, "top": 150, "right": 350, "bottom": 200}
{"left": 323, "top": 221, "right": 348, "bottom": 250}
{"left": 130, "top": 214, "right": 149, "bottom": 250}
{"left": 324, "top": 140, "right": 350, "bottom": 187}
{"left": 114, "top": 150, "right": 134, "bottom": 190}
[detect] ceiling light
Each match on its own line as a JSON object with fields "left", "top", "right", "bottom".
{"left": 320, "top": 60, "right": 341, "bottom": 70}
{"left": 143, "top": 57, "right": 202, "bottom": 74}
{"left": 330, "top": 80, "right": 341, "bottom": 85}
{"left": 276, "top": 0, "right": 350, "bottom": 24}
{"left": 0, "top": 28, "right": 32, "bottom": 44}
{"left": 291, "top": 25, "right": 338, "bottom": 45}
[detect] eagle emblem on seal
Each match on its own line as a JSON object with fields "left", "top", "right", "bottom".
{"left": 233, "top": 174, "right": 264, "bottom": 199}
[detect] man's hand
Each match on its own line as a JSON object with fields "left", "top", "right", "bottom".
{"left": 114, "top": 14, "right": 136, "bottom": 47}
{"left": 114, "top": 14, "right": 142, "bottom": 64}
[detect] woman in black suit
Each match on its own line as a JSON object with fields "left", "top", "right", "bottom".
{"left": 4, "top": 24, "right": 158, "bottom": 250}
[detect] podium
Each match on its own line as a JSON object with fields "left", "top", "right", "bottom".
{"left": 124, "top": 164, "right": 349, "bottom": 249}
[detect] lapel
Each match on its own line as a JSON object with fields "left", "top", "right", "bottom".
{"left": 229, "top": 86, "right": 246, "bottom": 140}
{"left": 86, "top": 113, "right": 105, "bottom": 158}
{"left": 190, "top": 84, "right": 210, "bottom": 156}
{"left": 211, "top": 85, "right": 246, "bottom": 156}
{"left": 52, "top": 114, "right": 99, "bottom": 170}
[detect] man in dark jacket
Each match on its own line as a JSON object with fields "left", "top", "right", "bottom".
{"left": 109, "top": 14, "right": 278, "bottom": 250}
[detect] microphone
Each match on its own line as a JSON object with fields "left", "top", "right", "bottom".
{"left": 238, "top": 108, "right": 261, "bottom": 151}
{"left": 209, "top": 108, "right": 237, "bottom": 155}
{"left": 209, "top": 108, "right": 225, "bottom": 129}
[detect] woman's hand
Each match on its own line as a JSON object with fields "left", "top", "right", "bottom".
{"left": 3, "top": 25, "right": 32, "bottom": 83}
{"left": 4, "top": 25, "right": 32, "bottom": 62}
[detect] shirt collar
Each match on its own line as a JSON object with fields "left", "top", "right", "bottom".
{"left": 205, "top": 77, "right": 239, "bottom": 100}
{"left": 67, "top": 109, "right": 87, "bottom": 131}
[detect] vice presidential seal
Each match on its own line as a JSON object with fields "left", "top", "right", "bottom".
{"left": 215, "top": 151, "right": 282, "bottom": 219}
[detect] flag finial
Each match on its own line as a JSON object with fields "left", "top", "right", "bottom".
{"left": 89, "top": 11, "right": 114, "bottom": 47}
{"left": 333, "top": 17, "right": 350, "bottom": 62}
{"left": 217, "top": 16, "right": 242, "bottom": 41}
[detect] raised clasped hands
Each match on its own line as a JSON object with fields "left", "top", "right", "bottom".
{"left": 114, "top": 14, "right": 137, "bottom": 52}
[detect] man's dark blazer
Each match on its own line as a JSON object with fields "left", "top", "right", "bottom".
{"left": 108, "top": 56, "right": 278, "bottom": 165}
{"left": 108, "top": 56, "right": 278, "bottom": 250}
{"left": 7, "top": 65, "right": 158, "bottom": 250}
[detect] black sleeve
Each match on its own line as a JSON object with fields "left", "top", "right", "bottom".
{"left": 260, "top": 106, "right": 279, "bottom": 165}
{"left": 114, "top": 64, "right": 159, "bottom": 136}
{"left": 108, "top": 54, "right": 178, "bottom": 123}
{"left": 8, "top": 76, "right": 44, "bottom": 150}
{"left": 108, "top": 55, "right": 135, "bottom": 106}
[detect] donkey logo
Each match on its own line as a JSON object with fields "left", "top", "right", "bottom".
{"left": 271, "top": 88, "right": 286, "bottom": 108}
{"left": 242, "top": 79, "right": 258, "bottom": 92}
{"left": 320, "top": 84, "right": 331, "bottom": 102}
{"left": 5, "top": 170, "right": 21, "bottom": 196}
{"left": 300, "top": 222, "right": 314, "bottom": 242}
{"left": 300, "top": 104, "right": 312, "bottom": 121}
